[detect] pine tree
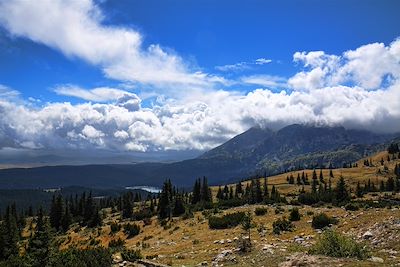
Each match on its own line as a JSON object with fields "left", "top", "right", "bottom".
{"left": 191, "top": 179, "right": 201, "bottom": 204}
{"left": 334, "top": 176, "right": 349, "bottom": 204}
{"left": 223, "top": 185, "right": 229, "bottom": 200}
{"left": 229, "top": 186, "right": 234, "bottom": 199}
{"left": 200, "top": 177, "right": 211, "bottom": 203}
{"left": 356, "top": 181, "right": 363, "bottom": 197}
{"left": 50, "top": 194, "right": 63, "bottom": 231}
{"left": 263, "top": 178, "right": 269, "bottom": 200}
{"left": 0, "top": 205, "right": 19, "bottom": 260}
{"left": 122, "top": 193, "right": 133, "bottom": 219}
{"left": 296, "top": 173, "right": 301, "bottom": 185}
{"left": 380, "top": 180, "right": 385, "bottom": 192}
{"left": 329, "top": 169, "right": 334, "bottom": 178}
{"left": 311, "top": 170, "right": 318, "bottom": 194}
{"left": 235, "top": 181, "right": 243, "bottom": 197}
{"left": 216, "top": 186, "right": 223, "bottom": 200}
{"left": 255, "top": 179, "right": 263, "bottom": 203}
{"left": 319, "top": 169, "right": 324, "bottom": 183}
{"left": 158, "top": 179, "right": 173, "bottom": 219}
{"left": 61, "top": 203, "right": 72, "bottom": 232}
{"left": 172, "top": 194, "right": 185, "bottom": 217}
{"left": 387, "top": 177, "right": 395, "bottom": 191}
{"left": 28, "top": 207, "right": 51, "bottom": 267}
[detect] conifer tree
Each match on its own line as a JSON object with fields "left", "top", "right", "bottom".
{"left": 158, "top": 179, "right": 173, "bottom": 219}
{"left": 334, "top": 176, "right": 349, "bottom": 204}
{"left": 0, "top": 205, "right": 19, "bottom": 260}
{"left": 216, "top": 186, "right": 223, "bottom": 200}
{"left": 191, "top": 179, "right": 201, "bottom": 204}
{"left": 200, "top": 177, "right": 212, "bottom": 203}
{"left": 263, "top": 178, "right": 269, "bottom": 200}
{"left": 61, "top": 204, "right": 72, "bottom": 232}
{"left": 122, "top": 193, "right": 133, "bottom": 219}
{"left": 255, "top": 179, "right": 263, "bottom": 203}
{"left": 297, "top": 173, "right": 301, "bottom": 185}
{"left": 311, "top": 170, "right": 318, "bottom": 194}
{"left": 50, "top": 194, "right": 63, "bottom": 231}
{"left": 172, "top": 194, "right": 185, "bottom": 217}
{"left": 28, "top": 207, "right": 51, "bottom": 267}
{"left": 387, "top": 177, "right": 395, "bottom": 191}
{"left": 235, "top": 181, "right": 243, "bottom": 197}
{"left": 229, "top": 186, "right": 234, "bottom": 199}
{"left": 356, "top": 181, "right": 363, "bottom": 197}
{"left": 319, "top": 169, "right": 324, "bottom": 183}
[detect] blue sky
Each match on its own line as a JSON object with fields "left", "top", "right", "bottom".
{"left": 1, "top": 0, "right": 399, "bottom": 102}
{"left": 0, "top": 0, "right": 399, "bottom": 162}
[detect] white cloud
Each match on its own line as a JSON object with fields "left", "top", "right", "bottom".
{"left": 241, "top": 75, "right": 287, "bottom": 88}
{"left": 255, "top": 58, "right": 272, "bottom": 65}
{"left": 216, "top": 58, "right": 272, "bottom": 72}
{"left": 54, "top": 85, "right": 139, "bottom": 102}
{"left": 215, "top": 62, "right": 250, "bottom": 72}
{"left": 0, "top": 0, "right": 224, "bottom": 90}
{"left": 289, "top": 39, "right": 400, "bottom": 91}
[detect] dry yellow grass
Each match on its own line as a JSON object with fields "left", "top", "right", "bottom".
{"left": 54, "top": 150, "right": 400, "bottom": 266}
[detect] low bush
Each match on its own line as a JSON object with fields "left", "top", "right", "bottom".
{"left": 309, "top": 230, "right": 369, "bottom": 259}
{"left": 121, "top": 249, "right": 142, "bottom": 262}
{"left": 208, "top": 211, "right": 246, "bottom": 229}
{"left": 289, "top": 208, "right": 301, "bottom": 221}
{"left": 108, "top": 238, "right": 125, "bottom": 248}
{"left": 124, "top": 223, "right": 140, "bottom": 238}
{"left": 345, "top": 203, "right": 359, "bottom": 211}
{"left": 312, "top": 213, "right": 338, "bottom": 229}
{"left": 272, "top": 217, "right": 293, "bottom": 234}
{"left": 254, "top": 207, "right": 268, "bottom": 216}
{"left": 110, "top": 222, "right": 121, "bottom": 234}
{"left": 47, "top": 247, "right": 113, "bottom": 267}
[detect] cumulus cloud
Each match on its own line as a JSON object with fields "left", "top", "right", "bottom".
{"left": 0, "top": 0, "right": 399, "bottom": 155}
{"left": 0, "top": 0, "right": 224, "bottom": 90}
{"left": 289, "top": 39, "right": 400, "bottom": 91}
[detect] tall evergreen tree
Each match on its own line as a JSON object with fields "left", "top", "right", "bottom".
{"left": 311, "top": 170, "right": 318, "bottom": 194}
{"left": 319, "top": 169, "right": 324, "bottom": 183}
{"left": 191, "top": 179, "right": 201, "bottom": 204}
{"left": 28, "top": 207, "right": 51, "bottom": 267}
{"left": 263, "top": 178, "right": 269, "bottom": 200}
{"left": 200, "top": 177, "right": 212, "bottom": 203}
{"left": 50, "top": 194, "right": 63, "bottom": 231}
{"left": 334, "top": 176, "right": 350, "bottom": 204}
{"left": 158, "top": 179, "right": 173, "bottom": 219}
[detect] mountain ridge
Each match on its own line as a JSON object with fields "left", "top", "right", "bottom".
{"left": 0, "top": 124, "right": 398, "bottom": 189}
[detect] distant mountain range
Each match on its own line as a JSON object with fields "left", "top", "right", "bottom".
{"left": 0, "top": 124, "right": 398, "bottom": 189}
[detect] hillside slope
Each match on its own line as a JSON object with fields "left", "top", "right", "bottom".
{"left": 0, "top": 124, "right": 397, "bottom": 189}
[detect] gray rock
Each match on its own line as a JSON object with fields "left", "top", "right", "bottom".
{"left": 369, "top": 256, "right": 384, "bottom": 263}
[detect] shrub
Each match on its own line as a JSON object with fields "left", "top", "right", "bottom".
{"left": 254, "top": 207, "right": 268, "bottom": 216}
{"left": 110, "top": 222, "right": 121, "bottom": 234}
{"left": 309, "top": 230, "right": 369, "bottom": 259}
{"left": 108, "top": 238, "right": 125, "bottom": 248}
{"left": 272, "top": 217, "right": 293, "bottom": 234}
{"left": 208, "top": 211, "right": 246, "bottom": 229}
{"left": 345, "top": 203, "right": 359, "bottom": 211}
{"left": 289, "top": 208, "right": 301, "bottom": 221}
{"left": 124, "top": 223, "right": 140, "bottom": 238}
{"left": 274, "top": 206, "right": 284, "bottom": 214}
{"left": 312, "top": 213, "right": 338, "bottom": 229}
{"left": 132, "top": 209, "right": 153, "bottom": 221}
{"left": 47, "top": 247, "right": 113, "bottom": 267}
{"left": 121, "top": 249, "right": 142, "bottom": 261}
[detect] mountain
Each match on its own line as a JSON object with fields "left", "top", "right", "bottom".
{"left": 0, "top": 124, "right": 398, "bottom": 189}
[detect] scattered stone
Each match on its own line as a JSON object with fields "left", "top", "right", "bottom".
{"left": 363, "top": 231, "right": 374, "bottom": 240}
{"left": 369, "top": 256, "right": 384, "bottom": 263}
